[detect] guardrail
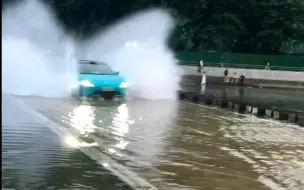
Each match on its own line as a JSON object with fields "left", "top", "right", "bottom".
{"left": 178, "top": 61, "right": 304, "bottom": 72}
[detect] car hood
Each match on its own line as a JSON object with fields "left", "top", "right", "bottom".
{"left": 79, "top": 73, "right": 125, "bottom": 87}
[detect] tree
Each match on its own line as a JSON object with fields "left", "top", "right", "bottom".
{"left": 232, "top": 0, "right": 304, "bottom": 54}
{"left": 3, "top": 0, "right": 304, "bottom": 54}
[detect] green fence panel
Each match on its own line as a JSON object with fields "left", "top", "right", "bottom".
{"left": 176, "top": 51, "right": 223, "bottom": 64}
{"left": 222, "top": 53, "right": 304, "bottom": 68}
{"left": 176, "top": 51, "right": 304, "bottom": 69}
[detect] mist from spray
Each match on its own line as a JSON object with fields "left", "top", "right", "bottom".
{"left": 2, "top": 0, "right": 180, "bottom": 100}
{"left": 2, "top": 0, "right": 78, "bottom": 98}
{"left": 78, "top": 9, "right": 181, "bottom": 100}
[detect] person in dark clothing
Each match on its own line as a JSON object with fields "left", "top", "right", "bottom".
{"left": 239, "top": 74, "right": 245, "bottom": 85}
{"left": 224, "top": 69, "right": 228, "bottom": 77}
{"left": 223, "top": 69, "right": 229, "bottom": 83}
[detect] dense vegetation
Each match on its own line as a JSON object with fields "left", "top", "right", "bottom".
{"left": 3, "top": 0, "right": 304, "bottom": 55}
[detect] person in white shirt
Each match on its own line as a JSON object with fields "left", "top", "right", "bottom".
{"left": 197, "top": 60, "right": 204, "bottom": 73}
{"left": 199, "top": 60, "right": 204, "bottom": 68}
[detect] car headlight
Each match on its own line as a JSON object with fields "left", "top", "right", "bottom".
{"left": 119, "top": 82, "right": 129, "bottom": 88}
{"left": 80, "top": 80, "right": 94, "bottom": 87}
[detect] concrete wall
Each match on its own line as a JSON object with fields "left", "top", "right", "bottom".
{"left": 179, "top": 65, "right": 304, "bottom": 82}
{"left": 176, "top": 51, "right": 304, "bottom": 68}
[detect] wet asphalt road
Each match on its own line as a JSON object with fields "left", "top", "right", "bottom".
{"left": 2, "top": 94, "right": 133, "bottom": 190}
{"left": 2, "top": 84, "right": 304, "bottom": 190}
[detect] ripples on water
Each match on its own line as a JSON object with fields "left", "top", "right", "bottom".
{"left": 7, "top": 96, "right": 304, "bottom": 190}
{"left": 220, "top": 117, "right": 304, "bottom": 190}
{"left": 2, "top": 95, "right": 132, "bottom": 190}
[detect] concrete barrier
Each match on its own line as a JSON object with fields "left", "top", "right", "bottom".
{"left": 297, "top": 115, "right": 304, "bottom": 127}
{"left": 288, "top": 113, "right": 298, "bottom": 123}
{"left": 266, "top": 109, "right": 273, "bottom": 118}
{"left": 234, "top": 103, "right": 246, "bottom": 114}
{"left": 246, "top": 105, "right": 253, "bottom": 113}
{"left": 252, "top": 107, "right": 266, "bottom": 117}
{"left": 179, "top": 65, "right": 304, "bottom": 82}
{"left": 178, "top": 91, "right": 304, "bottom": 127}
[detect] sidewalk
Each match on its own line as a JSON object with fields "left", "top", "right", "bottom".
{"left": 181, "top": 75, "right": 304, "bottom": 90}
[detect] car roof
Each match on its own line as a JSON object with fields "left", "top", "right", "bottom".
{"left": 79, "top": 60, "right": 108, "bottom": 65}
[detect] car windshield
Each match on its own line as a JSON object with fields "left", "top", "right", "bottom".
{"left": 79, "top": 61, "right": 116, "bottom": 75}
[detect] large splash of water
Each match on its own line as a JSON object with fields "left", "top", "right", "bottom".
{"left": 2, "top": 0, "right": 78, "bottom": 98}
{"left": 79, "top": 9, "right": 180, "bottom": 100}
{"left": 2, "top": 0, "right": 180, "bottom": 100}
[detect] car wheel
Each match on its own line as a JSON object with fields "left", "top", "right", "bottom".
{"left": 103, "top": 94, "right": 115, "bottom": 100}
{"left": 70, "top": 88, "right": 79, "bottom": 99}
{"left": 91, "top": 96, "right": 99, "bottom": 101}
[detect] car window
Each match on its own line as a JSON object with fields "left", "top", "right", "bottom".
{"left": 79, "top": 62, "right": 115, "bottom": 75}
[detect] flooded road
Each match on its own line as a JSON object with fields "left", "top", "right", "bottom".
{"left": 2, "top": 94, "right": 133, "bottom": 190}
{"left": 3, "top": 86, "right": 304, "bottom": 190}
{"left": 181, "top": 82, "right": 304, "bottom": 113}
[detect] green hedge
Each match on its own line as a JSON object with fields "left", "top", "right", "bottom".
{"left": 176, "top": 51, "right": 304, "bottom": 68}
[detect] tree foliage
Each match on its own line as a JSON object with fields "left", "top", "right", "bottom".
{"left": 3, "top": 0, "right": 304, "bottom": 54}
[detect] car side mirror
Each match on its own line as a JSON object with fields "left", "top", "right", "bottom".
{"left": 114, "top": 71, "right": 120, "bottom": 75}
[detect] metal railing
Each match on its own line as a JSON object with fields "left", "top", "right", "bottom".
{"left": 178, "top": 61, "right": 304, "bottom": 72}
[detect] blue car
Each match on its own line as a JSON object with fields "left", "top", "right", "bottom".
{"left": 75, "top": 60, "right": 128, "bottom": 100}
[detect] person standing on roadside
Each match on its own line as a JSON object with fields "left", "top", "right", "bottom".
{"left": 200, "top": 60, "right": 204, "bottom": 69}
{"left": 224, "top": 69, "right": 228, "bottom": 77}
{"left": 265, "top": 61, "right": 270, "bottom": 70}
{"left": 224, "top": 69, "right": 229, "bottom": 83}
{"left": 239, "top": 74, "right": 245, "bottom": 85}
{"left": 197, "top": 60, "right": 204, "bottom": 73}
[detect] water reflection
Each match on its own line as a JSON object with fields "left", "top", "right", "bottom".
{"left": 204, "top": 85, "right": 304, "bottom": 112}
{"left": 69, "top": 103, "right": 96, "bottom": 136}
{"left": 111, "top": 104, "right": 131, "bottom": 153}
{"left": 63, "top": 99, "right": 179, "bottom": 172}
{"left": 64, "top": 135, "right": 98, "bottom": 148}
{"left": 2, "top": 95, "right": 133, "bottom": 189}
{"left": 150, "top": 103, "right": 269, "bottom": 190}
{"left": 111, "top": 104, "right": 131, "bottom": 137}
{"left": 200, "top": 84, "right": 206, "bottom": 95}
{"left": 220, "top": 117, "right": 304, "bottom": 190}
{"left": 123, "top": 100, "right": 178, "bottom": 166}
{"left": 15, "top": 95, "right": 304, "bottom": 190}
{"left": 65, "top": 102, "right": 133, "bottom": 159}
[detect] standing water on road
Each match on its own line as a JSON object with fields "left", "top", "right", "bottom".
{"left": 2, "top": 0, "right": 180, "bottom": 189}
{"left": 3, "top": 0, "right": 304, "bottom": 190}
{"left": 15, "top": 95, "right": 304, "bottom": 190}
